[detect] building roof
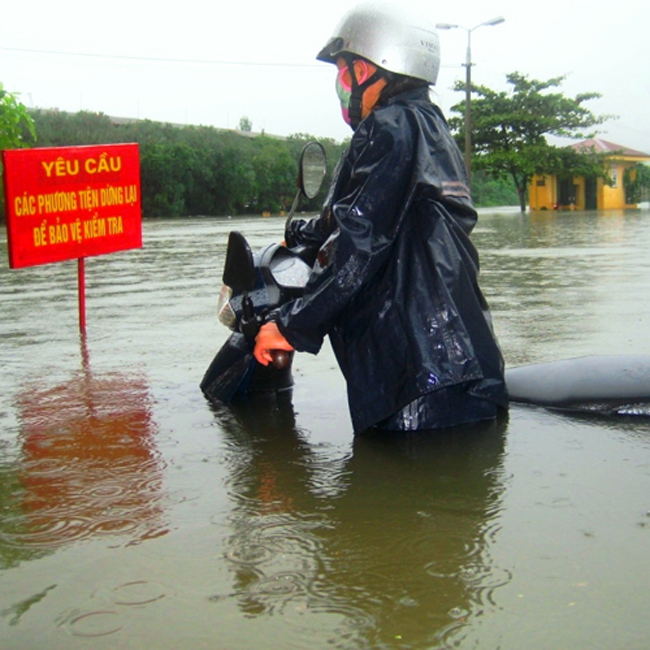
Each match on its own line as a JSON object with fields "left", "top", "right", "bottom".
{"left": 570, "top": 138, "right": 650, "bottom": 159}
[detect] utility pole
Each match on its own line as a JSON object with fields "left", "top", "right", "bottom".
{"left": 436, "top": 17, "right": 505, "bottom": 181}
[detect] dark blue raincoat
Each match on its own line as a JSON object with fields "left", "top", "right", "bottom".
{"left": 278, "top": 87, "right": 508, "bottom": 432}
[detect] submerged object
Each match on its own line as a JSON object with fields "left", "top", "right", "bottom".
{"left": 505, "top": 355, "right": 650, "bottom": 416}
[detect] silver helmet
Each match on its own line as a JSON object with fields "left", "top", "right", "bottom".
{"left": 317, "top": 2, "right": 440, "bottom": 85}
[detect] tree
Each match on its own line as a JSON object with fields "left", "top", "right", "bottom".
{"left": 26, "top": 109, "right": 348, "bottom": 217}
{"left": 250, "top": 138, "right": 297, "bottom": 213}
{"left": 139, "top": 143, "right": 191, "bottom": 217}
{"left": 238, "top": 116, "right": 252, "bottom": 133}
{"left": 0, "top": 84, "right": 36, "bottom": 150}
{"left": 470, "top": 170, "right": 519, "bottom": 207}
{"left": 624, "top": 162, "right": 650, "bottom": 204}
{"left": 449, "top": 72, "right": 614, "bottom": 211}
{"left": 29, "top": 109, "right": 118, "bottom": 146}
{"left": 0, "top": 84, "right": 37, "bottom": 219}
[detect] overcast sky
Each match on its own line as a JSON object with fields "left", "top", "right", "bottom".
{"left": 2, "top": 0, "right": 650, "bottom": 152}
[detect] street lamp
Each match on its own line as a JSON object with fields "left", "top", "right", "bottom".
{"left": 436, "top": 17, "right": 505, "bottom": 181}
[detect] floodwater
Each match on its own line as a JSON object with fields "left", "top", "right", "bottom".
{"left": 1, "top": 208, "right": 650, "bottom": 649}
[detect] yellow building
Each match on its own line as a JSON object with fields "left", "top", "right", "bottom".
{"left": 529, "top": 138, "right": 650, "bottom": 211}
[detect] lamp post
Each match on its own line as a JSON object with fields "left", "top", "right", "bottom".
{"left": 436, "top": 17, "right": 505, "bottom": 181}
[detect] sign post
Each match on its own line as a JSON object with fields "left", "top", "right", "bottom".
{"left": 78, "top": 257, "right": 86, "bottom": 334}
{"left": 2, "top": 143, "right": 142, "bottom": 332}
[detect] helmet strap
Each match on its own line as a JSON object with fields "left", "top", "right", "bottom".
{"left": 343, "top": 54, "right": 383, "bottom": 129}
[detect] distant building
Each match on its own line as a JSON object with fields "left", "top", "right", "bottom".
{"left": 529, "top": 138, "right": 650, "bottom": 211}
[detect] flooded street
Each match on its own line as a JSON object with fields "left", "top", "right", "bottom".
{"left": 2, "top": 208, "right": 650, "bottom": 649}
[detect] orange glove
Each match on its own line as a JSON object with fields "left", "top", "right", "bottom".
{"left": 254, "top": 322, "right": 295, "bottom": 366}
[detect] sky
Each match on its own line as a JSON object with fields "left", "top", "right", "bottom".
{"left": 2, "top": 0, "right": 650, "bottom": 152}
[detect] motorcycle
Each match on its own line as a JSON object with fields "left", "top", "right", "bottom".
{"left": 200, "top": 141, "right": 326, "bottom": 403}
{"left": 201, "top": 142, "right": 650, "bottom": 417}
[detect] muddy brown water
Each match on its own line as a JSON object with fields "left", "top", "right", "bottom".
{"left": 1, "top": 208, "right": 650, "bottom": 649}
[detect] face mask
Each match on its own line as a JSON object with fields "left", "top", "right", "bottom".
{"left": 335, "top": 73, "right": 353, "bottom": 125}
{"left": 335, "top": 58, "right": 386, "bottom": 127}
{"left": 336, "top": 59, "right": 372, "bottom": 125}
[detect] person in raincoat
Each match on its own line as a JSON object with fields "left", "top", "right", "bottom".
{"left": 254, "top": 2, "right": 508, "bottom": 432}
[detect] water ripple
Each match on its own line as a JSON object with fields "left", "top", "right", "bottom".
{"left": 250, "top": 571, "right": 309, "bottom": 597}
{"left": 0, "top": 513, "right": 96, "bottom": 549}
{"left": 58, "top": 609, "right": 124, "bottom": 638}
{"left": 109, "top": 580, "right": 170, "bottom": 606}
{"left": 225, "top": 542, "right": 276, "bottom": 566}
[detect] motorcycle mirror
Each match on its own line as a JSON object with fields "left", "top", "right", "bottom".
{"left": 285, "top": 142, "right": 327, "bottom": 237}
{"left": 222, "top": 231, "right": 256, "bottom": 293}
{"left": 298, "top": 141, "right": 327, "bottom": 200}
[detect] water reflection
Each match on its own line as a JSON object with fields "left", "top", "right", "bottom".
{"left": 2, "top": 213, "right": 649, "bottom": 646}
{"left": 475, "top": 210, "right": 650, "bottom": 364}
{"left": 212, "top": 392, "right": 510, "bottom": 648}
{"left": 0, "top": 356, "right": 168, "bottom": 568}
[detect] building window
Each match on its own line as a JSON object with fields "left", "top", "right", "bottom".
{"left": 610, "top": 165, "right": 618, "bottom": 188}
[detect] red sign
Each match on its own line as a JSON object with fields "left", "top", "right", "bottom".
{"left": 2, "top": 143, "right": 142, "bottom": 268}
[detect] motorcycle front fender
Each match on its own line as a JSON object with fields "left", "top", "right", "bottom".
{"left": 200, "top": 333, "right": 295, "bottom": 404}
{"left": 200, "top": 332, "right": 256, "bottom": 403}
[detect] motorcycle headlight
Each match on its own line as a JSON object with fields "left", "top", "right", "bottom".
{"left": 217, "top": 285, "right": 236, "bottom": 329}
